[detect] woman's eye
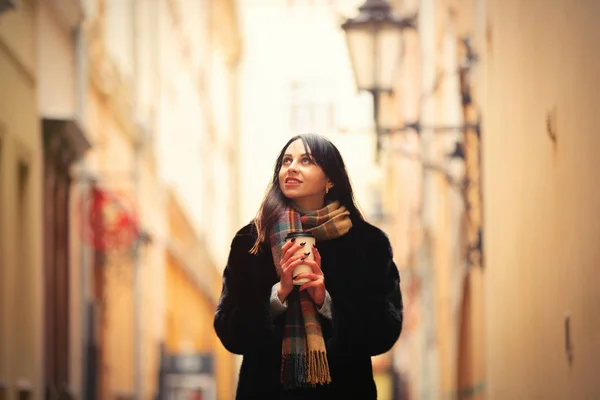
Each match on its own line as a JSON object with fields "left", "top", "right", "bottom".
{"left": 282, "top": 158, "right": 291, "bottom": 164}
{"left": 301, "top": 158, "right": 312, "bottom": 164}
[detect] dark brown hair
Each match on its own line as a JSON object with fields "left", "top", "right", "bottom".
{"left": 250, "top": 133, "right": 364, "bottom": 254}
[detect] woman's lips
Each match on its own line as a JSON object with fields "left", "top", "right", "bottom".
{"left": 285, "top": 178, "right": 302, "bottom": 187}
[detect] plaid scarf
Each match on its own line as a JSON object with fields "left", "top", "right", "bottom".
{"left": 269, "top": 201, "right": 353, "bottom": 390}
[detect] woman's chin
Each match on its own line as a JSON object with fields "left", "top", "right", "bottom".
{"left": 282, "top": 189, "right": 302, "bottom": 199}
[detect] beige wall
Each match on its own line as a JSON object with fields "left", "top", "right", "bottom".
{"left": 482, "top": 0, "right": 600, "bottom": 398}
{"left": 0, "top": 2, "right": 44, "bottom": 398}
{"left": 0, "top": 1, "right": 36, "bottom": 79}
{"left": 36, "top": 1, "right": 77, "bottom": 119}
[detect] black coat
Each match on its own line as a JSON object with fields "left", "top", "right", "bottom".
{"left": 214, "top": 217, "right": 403, "bottom": 400}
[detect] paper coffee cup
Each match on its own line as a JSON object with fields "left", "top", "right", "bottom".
{"left": 284, "top": 231, "right": 315, "bottom": 285}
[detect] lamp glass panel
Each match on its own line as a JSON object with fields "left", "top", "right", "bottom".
{"left": 375, "top": 24, "right": 403, "bottom": 91}
{"left": 345, "top": 27, "right": 375, "bottom": 91}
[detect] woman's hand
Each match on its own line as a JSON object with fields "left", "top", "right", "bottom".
{"left": 278, "top": 239, "right": 308, "bottom": 303}
{"left": 296, "top": 246, "right": 326, "bottom": 307}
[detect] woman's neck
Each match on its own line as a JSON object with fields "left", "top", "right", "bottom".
{"left": 291, "top": 198, "right": 325, "bottom": 213}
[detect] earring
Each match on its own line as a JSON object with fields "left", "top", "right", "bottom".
{"left": 326, "top": 186, "right": 330, "bottom": 194}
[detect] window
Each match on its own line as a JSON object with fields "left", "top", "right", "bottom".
{"left": 289, "top": 81, "right": 336, "bottom": 134}
{"left": 17, "top": 384, "right": 33, "bottom": 400}
{"left": 287, "top": 0, "right": 335, "bottom": 6}
{"left": 15, "top": 159, "right": 32, "bottom": 377}
{"left": 104, "top": 0, "right": 134, "bottom": 79}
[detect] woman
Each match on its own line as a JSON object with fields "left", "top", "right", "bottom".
{"left": 214, "top": 133, "right": 403, "bottom": 399}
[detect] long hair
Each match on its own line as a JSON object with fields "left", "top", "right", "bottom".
{"left": 250, "top": 133, "right": 364, "bottom": 254}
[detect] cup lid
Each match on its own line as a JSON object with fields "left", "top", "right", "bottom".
{"left": 285, "top": 231, "right": 314, "bottom": 240}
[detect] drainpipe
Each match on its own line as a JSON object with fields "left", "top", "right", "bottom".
{"left": 75, "top": 21, "right": 93, "bottom": 400}
{"left": 417, "top": 0, "right": 440, "bottom": 398}
{"left": 132, "top": 137, "right": 142, "bottom": 400}
{"left": 132, "top": 0, "right": 143, "bottom": 398}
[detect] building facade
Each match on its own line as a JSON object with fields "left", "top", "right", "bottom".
{"left": 379, "top": 0, "right": 600, "bottom": 399}
{"left": 77, "top": 0, "right": 242, "bottom": 398}
{"left": 380, "top": 0, "right": 486, "bottom": 397}
{"left": 1, "top": 1, "right": 90, "bottom": 399}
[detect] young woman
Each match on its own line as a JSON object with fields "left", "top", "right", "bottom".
{"left": 214, "top": 133, "right": 403, "bottom": 399}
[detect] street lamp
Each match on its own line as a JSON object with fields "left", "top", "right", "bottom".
{"left": 341, "top": 0, "right": 416, "bottom": 159}
{"left": 343, "top": 3, "right": 484, "bottom": 265}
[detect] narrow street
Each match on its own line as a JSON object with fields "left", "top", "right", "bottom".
{"left": 0, "top": 0, "right": 599, "bottom": 399}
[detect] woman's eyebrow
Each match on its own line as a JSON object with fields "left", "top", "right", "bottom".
{"left": 283, "top": 153, "right": 312, "bottom": 157}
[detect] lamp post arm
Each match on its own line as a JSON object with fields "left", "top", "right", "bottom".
{"left": 377, "top": 121, "right": 480, "bottom": 135}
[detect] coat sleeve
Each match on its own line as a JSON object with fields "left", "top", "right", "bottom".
{"left": 213, "top": 228, "right": 276, "bottom": 355}
{"left": 329, "top": 227, "right": 403, "bottom": 357}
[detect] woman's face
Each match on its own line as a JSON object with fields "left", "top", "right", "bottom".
{"left": 278, "top": 139, "right": 332, "bottom": 210}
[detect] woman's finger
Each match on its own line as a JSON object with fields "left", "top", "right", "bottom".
{"left": 283, "top": 253, "right": 303, "bottom": 265}
{"left": 280, "top": 240, "right": 294, "bottom": 258}
{"left": 313, "top": 245, "right": 321, "bottom": 267}
{"left": 299, "top": 278, "right": 325, "bottom": 291}
{"left": 302, "top": 259, "right": 323, "bottom": 275}
{"left": 282, "top": 256, "right": 305, "bottom": 276}
{"left": 294, "top": 272, "right": 322, "bottom": 282}
{"left": 284, "top": 254, "right": 304, "bottom": 268}
{"left": 281, "top": 243, "right": 298, "bottom": 265}
{"left": 281, "top": 243, "right": 302, "bottom": 264}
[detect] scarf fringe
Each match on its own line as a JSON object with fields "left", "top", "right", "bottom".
{"left": 281, "top": 351, "right": 332, "bottom": 390}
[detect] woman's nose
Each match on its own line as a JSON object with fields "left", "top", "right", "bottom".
{"left": 288, "top": 160, "right": 299, "bottom": 171}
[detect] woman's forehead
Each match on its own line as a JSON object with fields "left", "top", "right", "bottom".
{"left": 284, "top": 139, "right": 311, "bottom": 155}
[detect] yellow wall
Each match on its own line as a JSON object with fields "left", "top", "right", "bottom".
{"left": 165, "top": 253, "right": 214, "bottom": 353}
{"left": 165, "top": 191, "right": 236, "bottom": 400}
{"left": 164, "top": 254, "right": 236, "bottom": 399}
{"left": 104, "top": 254, "right": 135, "bottom": 393}
{"left": 482, "top": 0, "right": 600, "bottom": 398}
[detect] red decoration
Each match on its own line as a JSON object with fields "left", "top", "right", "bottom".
{"left": 81, "top": 187, "right": 139, "bottom": 251}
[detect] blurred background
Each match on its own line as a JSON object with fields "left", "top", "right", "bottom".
{"left": 1, "top": 0, "right": 599, "bottom": 399}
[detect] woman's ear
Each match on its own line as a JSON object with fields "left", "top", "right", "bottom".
{"left": 325, "top": 180, "right": 334, "bottom": 194}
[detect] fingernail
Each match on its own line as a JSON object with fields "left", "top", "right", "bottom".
{"left": 300, "top": 242, "right": 306, "bottom": 246}
{"left": 303, "top": 252, "right": 310, "bottom": 256}
{"left": 291, "top": 238, "right": 296, "bottom": 243}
